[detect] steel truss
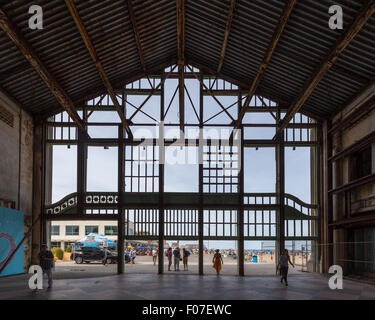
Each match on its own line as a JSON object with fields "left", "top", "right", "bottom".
{"left": 41, "top": 67, "right": 320, "bottom": 275}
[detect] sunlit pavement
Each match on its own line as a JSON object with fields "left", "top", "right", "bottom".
{"left": 1, "top": 271, "right": 375, "bottom": 300}
{"left": 52, "top": 254, "right": 302, "bottom": 279}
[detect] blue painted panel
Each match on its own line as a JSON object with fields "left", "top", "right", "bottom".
{"left": 0, "top": 207, "right": 24, "bottom": 277}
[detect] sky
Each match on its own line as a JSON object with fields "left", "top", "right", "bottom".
{"left": 51, "top": 72, "right": 312, "bottom": 250}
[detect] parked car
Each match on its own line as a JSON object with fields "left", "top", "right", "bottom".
{"left": 71, "top": 247, "right": 131, "bottom": 264}
{"left": 71, "top": 247, "right": 122, "bottom": 264}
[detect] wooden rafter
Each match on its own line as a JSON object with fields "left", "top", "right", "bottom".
{"left": 217, "top": 0, "right": 236, "bottom": 73}
{"left": 65, "top": 0, "right": 132, "bottom": 137}
{"left": 127, "top": 0, "right": 146, "bottom": 73}
{"left": 234, "top": 0, "right": 296, "bottom": 130}
{"left": 177, "top": 0, "right": 185, "bottom": 134}
{"left": 275, "top": 0, "right": 375, "bottom": 138}
{"left": 0, "top": 7, "right": 85, "bottom": 131}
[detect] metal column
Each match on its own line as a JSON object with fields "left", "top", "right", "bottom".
{"left": 276, "top": 131, "right": 285, "bottom": 260}
{"left": 158, "top": 80, "right": 165, "bottom": 274}
{"left": 117, "top": 125, "right": 125, "bottom": 274}
{"left": 198, "top": 73, "right": 204, "bottom": 275}
{"left": 77, "top": 129, "right": 87, "bottom": 216}
{"left": 237, "top": 125, "right": 245, "bottom": 276}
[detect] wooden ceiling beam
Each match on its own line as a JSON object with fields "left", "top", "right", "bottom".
{"left": 65, "top": 0, "right": 132, "bottom": 137}
{"left": 275, "top": 0, "right": 375, "bottom": 138}
{"left": 217, "top": 0, "right": 236, "bottom": 73}
{"left": 234, "top": 0, "right": 296, "bottom": 130}
{"left": 0, "top": 7, "right": 85, "bottom": 131}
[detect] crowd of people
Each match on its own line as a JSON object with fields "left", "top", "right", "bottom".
{"left": 37, "top": 244, "right": 297, "bottom": 290}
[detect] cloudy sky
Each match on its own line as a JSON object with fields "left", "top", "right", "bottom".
{"left": 52, "top": 76, "right": 312, "bottom": 250}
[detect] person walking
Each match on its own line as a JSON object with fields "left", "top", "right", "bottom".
{"left": 152, "top": 248, "right": 158, "bottom": 265}
{"left": 277, "top": 249, "right": 295, "bottom": 286}
{"left": 173, "top": 247, "right": 181, "bottom": 271}
{"left": 182, "top": 247, "right": 190, "bottom": 271}
{"left": 38, "top": 244, "right": 54, "bottom": 289}
{"left": 212, "top": 249, "right": 224, "bottom": 275}
{"left": 131, "top": 248, "right": 136, "bottom": 264}
{"left": 166, "top": 248, "right": 173, "bottom": 271}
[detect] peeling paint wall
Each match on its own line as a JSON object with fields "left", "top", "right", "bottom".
{"left": 0, "top": 97, "right": 33, "bottom": 272}
{"left": 331, "top": 101, "right": 375, "bottom": 275}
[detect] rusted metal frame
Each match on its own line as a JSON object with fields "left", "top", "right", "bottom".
{"left": 86, "top": 94, "right": 106, "bottom": 120}
{"left": 234, "top": 0, "right": 297, "bottom": 130}
{"left": 237, "top": 93, "right": 245, "bottom": 276}
{"left": 322, "top": 120, "right": 333, "bottom": 272}
{"left": 217, "top": 0, "right": 236, "bottom": 73}
{"left": 329, "top": 96, "right": 375, "bottom": 135}
{"left": 46, "top": 136, "right": 317, "bottom": 148}
{"left": 329, "top": 173, "right": 375, "bottom": 195}
{"left": 158, "top": 80, "right": 165, "bottom": 274}
{"left": 198, "top": 72, "right": 204, "bottom": 275}
{"left": 184, "top": 83, "right": 200, "bottom": 122}
{"left": 275, "top": 1, "right": 375, "bottom": 137}
{"left": 77, "top": 129, "right": 87, "bottom": 216}
{"left": 126, "top": 0, "right": 150, "bottom": 88}
{"left": 177, "top": 0, "right": 185, "bottom": 134}
{"left": 41, "top": 123, "right": 48, "bottom": 245}
{"left": 328, "top": 214, "right": 375, "bottom": 228}
{"left": 0, "top": 7, "right": 85, "bottom": 132}
{"left": 117, "top": 125, "right": 125, "bottom": 274}
{"left": 332, "top": 75, "right": 375, "bottom": 116}
{"left": 124, "top": 97, "right": 159, "bottom": 123}
{"left": 64, "top": 0, "right": 132, "bottom": 137}
{"left": 209, "top": 77, "right": 218, "bottom": 91}
{"left": 187, "top": 65, "right": 235, "bottom": 122}
{"left": 129, "top": 66, "right": 177, "bottom": 121}
{"left": 178, "top": 64, "right": 185, "bottom": 134}
{"left": 259, "top": 96, "right": 277, "bottom": 121}
{"left": 164, "top": 84, "right": 179, "bottom": 118}
{"left": 203, "top": 96, "right": 245, "bottom": 125}
{"left": 275, "top": 107, "right": 285, "bottom": 261}
{"left": 329, "top": 130, "right": 375, "bottom": 164}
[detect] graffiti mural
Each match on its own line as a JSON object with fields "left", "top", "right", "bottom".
{"left": 0, "top": 207, "right": 24, "bottom": 276}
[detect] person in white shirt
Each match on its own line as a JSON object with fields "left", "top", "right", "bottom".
{"left": 152, "top": 248, "right": 158, "bottom": 265}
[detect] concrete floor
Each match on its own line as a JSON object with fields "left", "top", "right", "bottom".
{"left": 2, "top": 255, "right": 374, "bottom": 300}
{"left": 52, "top": 255, "right": 301, "bottom": 279}
{"left": 1, "top": 272, "right": 375, "bottom": 300}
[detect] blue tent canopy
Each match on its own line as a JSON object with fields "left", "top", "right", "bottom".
{"left": 74, "top": 233, "right": 117, "bottom": 248}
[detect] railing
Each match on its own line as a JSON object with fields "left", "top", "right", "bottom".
{"left": 45, "top": 192, "right": 318, "bottom": 218}
{"left": 45, "top": 193, "right": 78, "bottom": 215}
{"left": 244, "top": 193, "right": 318, "bottom": 217}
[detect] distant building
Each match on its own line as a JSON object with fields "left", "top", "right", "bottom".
{"left": 50, "top": 220, "right": 134, "bottom": 250}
